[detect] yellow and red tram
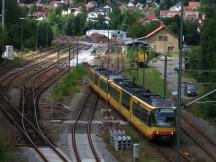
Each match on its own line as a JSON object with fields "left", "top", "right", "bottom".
{"left": 89, "top": 67, "right": 176, "bottom": 140}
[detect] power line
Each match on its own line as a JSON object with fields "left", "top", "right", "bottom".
{"left": 185, "top": 69, "right": 216, "bottom": 72}
{"left": 186, "top": 88, "right": 216, "bottom": 107}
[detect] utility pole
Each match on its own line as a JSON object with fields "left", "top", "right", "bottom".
{"left": 176, "top": 0, "right": 183, "bottom": 161}
{"left": 69, "top": 43, "right": 71, "bottom": 70}
{"left": 46, "top": 21, "right": 49, "bottom": 49}
{"left": 164, "top": 56, "right": 167, "bottom": 98}
{"left": 142, "top": 53, "right": 146, "bottom": 88}
{"left": 57, "top": 49, "right": 60, "bottom": 81}
{"left": 19, "top": 18, "right": 25, "bottom": 66}
{"left": 2, "top": 0, "right": 5, "bottom": 29}
{"left": 36, "top": 23, "right": 39, "bottom": 52}
{"left": 76, "top": 39, "right": 78, "bottom": 66}
{"left": 136, "top": 50, "right": 139, "bottom": 83}
{"left": 106, "top": 24, "right": 110, "bottom": 109}
{"left": 132, "top": 38, "right": 135, "bottom": 67}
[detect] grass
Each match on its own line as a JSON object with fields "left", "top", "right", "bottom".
{"left": 51, "top": 64, "right": 87, "bottom": 103}
{"left": 0, "top": 124, "right": 17, "bottom": 162}
{"left": 102, "top": 125, "right": 161, "bottom": 162}
{"left": 0, "top": 58, "right": 21, "bottom": 69}
{"left": 188, "top": 85, "right": 216, "bottom": 123}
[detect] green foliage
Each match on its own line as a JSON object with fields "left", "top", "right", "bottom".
{"left": 163, "top": 16, "right": 200, "bottom": 45}
{"left": 52, "top": 65, "right": 87, "bottom": 102}
{"left": 0, "top": 124, "right": 15, "bottom": 162}
{"left": 110, "top": 7, "right": 123, "bottom": 30}
{"left": 187, "top": 0, "right": 216, "bottom": 121}
{"left": 160, "top": 0, "right": 179, "bottom": 10}
{"left": 0, "top": 0, "right": 25, "bottom": 27}
{"left": 127, "top": 21, "right": 160, "bottom": 38}
{"left": 127, "top": 23, "right": 146, "bottom": 38}
{"left": 49, "top": 11, "right": 87, "bottom": 36}
{"left": 183, "top": 20, "right": 200, "bottom": 45}
{"left": 0, "top": 0, "right": 54, "bottom": 63}
{"left": 163, "top": 15, "right": 180, "bottom": 35}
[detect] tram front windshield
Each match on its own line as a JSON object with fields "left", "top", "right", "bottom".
{"left": 152, "top": 108, "right": 175, "bottom": 127}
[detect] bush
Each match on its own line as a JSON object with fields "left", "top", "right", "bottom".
{"left": 52, "top": 64, "right": 87, "bottom": 102}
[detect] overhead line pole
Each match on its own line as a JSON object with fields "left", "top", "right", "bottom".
{"left": 76, "top": 39, "right": 78, "bottom": 66}
{"left": 2, "top": 0, "right": 5, "bottom": 29}
{"left": 164, "top": 56, "right": 167, "bottom": 98}
{"left": 106, "top": 24, "right": 110, "bottom": 110}
{"left": 176, "top": 0, "right": 184, "bottom": 161}
{"left": 142, "top": 53, "right": 146, "bottom": 88}
{"left": 69, "top": 43, "right": 71, "bottom": 70}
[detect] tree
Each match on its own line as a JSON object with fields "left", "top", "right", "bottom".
{"left": 0, "top": 0, "right": 24, "bottom": 62}
{"left": 159, "top": 0, "right": 178, "bottom": 10}
{"left": 183, "top": 20, "right": 200, "bottom": 45}
{"left": 127, "top": 23, "right": 146, "bottom": 38}
{"left": 110, "top": 7, "right": 123, "bottom": 30}
{"left": 188, "top": 0, "right": 216, "bottom": 121}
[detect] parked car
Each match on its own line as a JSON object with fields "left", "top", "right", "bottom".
{"left": 184, "top": 84, "right": 198, "bottom": 97}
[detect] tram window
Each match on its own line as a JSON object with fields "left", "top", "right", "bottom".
{"left": 90, "top": 71, "right": 94, "bottom": 81}
{"left": 94, "top": 74, "right": 99, "bottom": 85}
{"left": 110, "top": 86, "right": 120, "bottom": 102}
{"left": 99, "top": 79, "right": 108, "bottom": 93}
{"left": 132, "top": 102, "right": 150, "bottom": 125}
{"left": 121, "top": 91, "right": 130, "bottom": 110}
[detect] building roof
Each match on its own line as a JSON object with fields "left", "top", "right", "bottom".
{"left": 32, "top": 12, "right": 45, "bottom": 17}
{"left": 188, "top": 2, "right": 201, "bottom": 7}
{"left": 160, "top": 10, "right": 180, "bottom": 17}
{"left": 184, "top": 11, "right": 199, "bottom": 19}
{"left": 145, "top": 24, "right": 178, "bottom": 39}
{"left": 146, "top": 14, "right": 158, "bottom": 21}
{"left": 36, "top": 3, "right": 43, "bottom": 8}
{"left": 137, "top": 18, "right": 145, "bottom": 24}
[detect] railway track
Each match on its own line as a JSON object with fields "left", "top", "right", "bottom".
{"left": 152, "top": 143, "right": 194, "bottom": 162}
{"left": 181, "top": 113, "right": 216, "bottom": 161}
{"left": 0, "top": 45, "right": 69, "bottom": 88}
{"left": 0, "top": 68, "right": 71, "bottom": 162}
{"left": 0, "top": 45, "right": 84, "bottom": 162}
{"left": 0, "top": 45, "right": 68, "bottom": 76}
{"left": 72, "top": 90, "right": 101, "bottom": 162}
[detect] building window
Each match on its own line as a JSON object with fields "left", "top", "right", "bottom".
{"left": 168, "top": 46, "right": 174, "bottom": 52}
{"left": 159, "top": 36, "right": 168, "bottom": 41}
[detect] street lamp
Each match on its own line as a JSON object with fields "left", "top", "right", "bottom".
{"left": 19, "top": 17, "right": 26, "bottom": 66}
{"left": 46, "top": 20, "right": 50, "bottom": 49}
{"left": 36, "top": 22, "right": 39, "bottom": 52}
{"left": 106, "top": 21, "right": 110, "bottom": 109}
{"left": 0, "top": 14, "right": 2, "bottom": 32}
{"left": 2, "top": 0, "right": 5, "bottom": 29}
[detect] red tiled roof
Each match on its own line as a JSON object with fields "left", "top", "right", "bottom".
{"left": 147, "top": 15, "right": 158, "bottom": 21}
{"left": 188, "top": 2, "right": 200, "bottom": 7}
{"left": 184, "top": 11, "right": 199, "bottom": 19}
{"left": 145, "top": 24, "right": 178, "bottom": 39}
{"left": 32, "top": 12, "right": 44, "bottom": 17}
{"left": 160, "top": 10, "right": 180, "bottom": 17}
{"left": 137, "top": 18, "right": 145, "bottom": 24}
{"left": 36, "top": 3, "right": 43, "bottom": 8}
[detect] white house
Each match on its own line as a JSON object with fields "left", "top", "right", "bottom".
{"left": 87, "top": 12, "right": 98, "bottom": 22}
{"left": 94, "top": 6, "right": 112, "bottom": 16}
{"left": 86, "top": 30, "right": 127, "bottom": 40}
{"left": 53, "top": 0, "right": 65, "bottom": 8}
{"left": 169, "top": 1, "right": 181, "bottom": 11}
